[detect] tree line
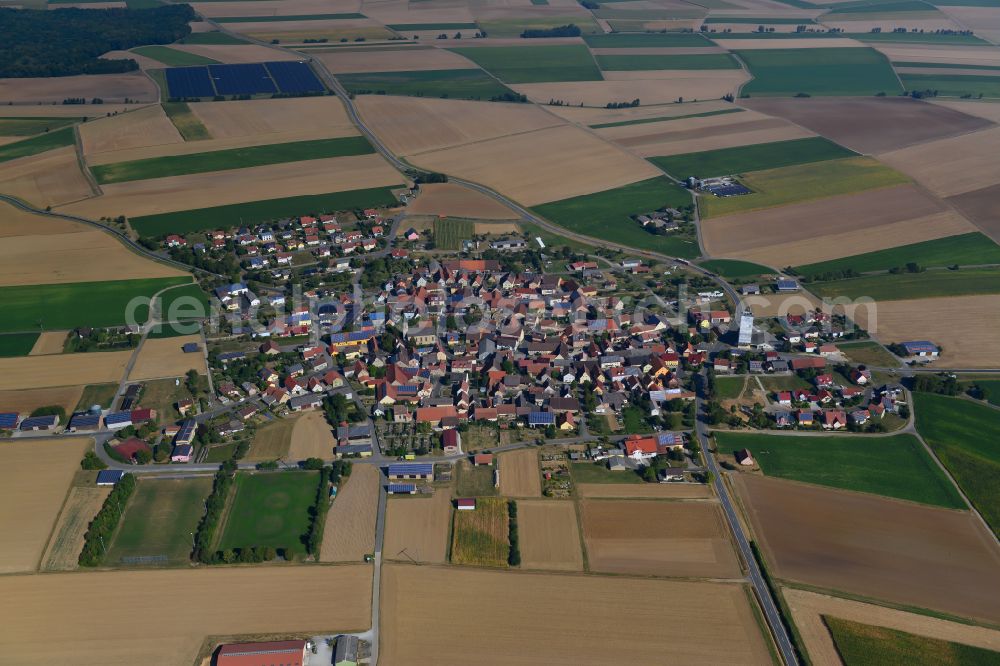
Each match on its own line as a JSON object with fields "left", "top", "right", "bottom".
{"left": 79, "top": 473, "right": 136, "bottom": 566}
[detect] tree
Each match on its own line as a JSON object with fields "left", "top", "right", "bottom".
{"left": 80, "top": 451, "right": 106, "bottom": 470}
{"left": 134, "top": 448, "right": 152, "bottom": 465}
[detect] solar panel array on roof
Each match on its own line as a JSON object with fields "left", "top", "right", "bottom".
{"left": 166, "top": 66, "right": 215, "bottom": 98}
{"left": 529, "top": 411, "right": 555, "bottom": 425}
{"left": 20, "top": 415, "right": 57, "bottom": 430}
{"left": 210, "top": 63, "right": 277, "bottom": 95}
{"left": 105, "top": 411, "right": 132, "bottom": 426}
{"left": 387, "top": 483, "right": 416, "bottom": 494}
{"left": 707, "top": 183, "right": 752, "bottom": 197}
{"left": 0, "top": 412, "right": 18, "bottom": 429}
{"left": 96, "top": 470, "right": 124, "bottom": 485}
{"left": 265, "top": 61, "right": 324, "bottom": 93}
{"left": 388, "top": 463, "right": 433, "bottom": 477}
{"left": 69, "top": 413, "right": 101, "bottom": 430}
{"left": 329, "top": 329, "right": 375, "bottom": 344}
{"left": 176, "top": 420, "right": 196, "bottom": 442}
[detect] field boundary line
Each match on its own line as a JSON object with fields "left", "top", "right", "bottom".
{"left": 35, "top": 465, "right": 83, "bottom": 573}
{"left": 73, "top": 124, "right": 103, "bottom": 198}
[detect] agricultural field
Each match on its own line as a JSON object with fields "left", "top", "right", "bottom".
{"left": 0, "top": 351, "right": 130, "bottom": 391}
{"left": 78, "top": 105, "right": 183, "bottom": 159}
{"left": 715, "top": 432, "right": 964, "bottom": 508}
{"left": 383, "top": 491, "right": 452, "bottom": 563}
{"left": 0, "top": 146, "right": 93, "bottom": 209}
{"left": 825, "top": 615, "right": 1000, "bottom": 665}
{"left": 0, "top": 116, "right": 77, "bottom": 137}
{"left": 510, "top": 71, "right": 749, "bottom": 107}
{"left": 583, "top": 33, "right": 716, "bottom": 48}
{"left": 580, "top": 499, "right": 742, "bottom": 578}
{"left": 807, "top": 267, "right": 1000, "bottom": 301}
{"left": 737, "top": 47, "right": 902, "bottom": 96}
{"left": 733, "top": 473, "right": 1000, "bottom": 622}
{"left": 0, "top": 332, "right": 39, "bottom": 358}
{"left": 75, "top": 383, "right": 120, "bottom": 410}
{"left": 129, "top": 334, "right": 206, "bottom": 381}
{"left": 576, "top": 483, "right": 713, "bottom": 499}
{"left": 379, "top": 564, "right": 774, "bottom": 665}
{"left": 0, "top": 386, "right": 84, "bottom": 419}
{"left": 589, "top": 107, "right": 744, "bottom": 130}
{"left": 838, "top": 341, "right": 902, "bottom": 368}
{"left": 516, "top": 500, "right": 583, "bottom": 571}
{"left": 699, "top": 259, "right": 774, "bottom": 278}
{"left": 901, "top": 72, "right": 1000, "bottom": 98}
{"left": 596, "top": 53, "right": 739, "bottom": 71}
{"left": 407, "top": 183, "right": 517, "bottom": 220}
{"left": 477, "top": 15, "right": 602, "bottom": 39}
{"left": 454, "top": 460, "right": 498, "bottom": 497}
{"left": 914, "top": 392, "right": 1000, "bottom": 539}
{"left": 498, "top": 449, "right": 541, "bottom": 497}
{"left": 0, "top": 566, "right": 371, "bottom": 666}
{"left": 320, "top": 464, "right": 378, "bottom": 562}
{"left": 246, "top": 415, "right": 298, "bottom": 461}
{"left": 217, "top": 472, "right": 318, "bottom": 556}
{"left": 0, "top": 438, "right": 91, "bottom": 573}
{"left": 41, "top": 482, "right": 110, "bottom": 571}
{"left": 337, "top": 69, "right": 517, "bottom": 101}
{"left": 433, "top": 217, "right": 474, "bottom": 250}
{"left": 878, "top": 125, "right": 1000, "bottom": 200}
{"left": 451, "top": 496, "right": 510, "bottom": 567}
{"left": 29, "top": 331, "right": 66, "bottom": 355}
{"left": 0, "top": 126, "right": 75, "bottom": 163}
{"left": 314, "top": 45, "right": 478, "bottom": 74}
{"left": 106, "top": 478, "right": 212, "bottom": 566}
{"left": 186, "top": 96, "right": 357, "bottom": 143}
{"left": 0, "top": 72, "right": 157, "bottom": 105}
{"left": 287, "top": 410, "right": 336, "bottom": 460}
{"left": 651, "top": 136, "right": 856, "bottom": 179}
{"left": 131, "top": 45, "right": 219, "bottom": 66}
{"left": 449, "top": 45, "right": 602, "bottom": 83}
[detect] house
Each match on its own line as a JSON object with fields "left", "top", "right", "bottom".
{"left": 735, "top": 449, "right": 755, "bottom": 466}
{"left": 473, "top": 453, "right": 494, "bottom": 466}
{"left": 68, "top": 413, "right": 101, "bottom": 432}
{"left": 623, "top": 434, "right": 658, "bottom": 461}
{"left": 289, "top": 393, "right": 323, "bottom": 411}
{"left": 457, "top": 497, "right": 476, "bottom": 511}
{"left": 441, "top": 429, "right": 461, "bottom": 454}
{"left": 901, "top": 340, "right": 940, "bottom": 358}
{"left": 216, "top": 640, "right": 307, "bottom": 666}
{"left": 823, "top": 410, "right": 848, "bottom": 430}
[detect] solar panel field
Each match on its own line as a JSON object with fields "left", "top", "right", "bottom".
{"left": 165, "top": 61, "right": 325, "bottom": 98}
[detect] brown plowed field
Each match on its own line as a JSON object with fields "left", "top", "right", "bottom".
{"left": 79, "top": 105, "right": 182, "bottom": 158}
{"left": 380, "top": 564, "right": 773, "bottom": 665}
{"left": 879, "top": 126, "right": 1000, "bottom": 198}
{"left": 741, "top": 97, "right": 992, "bottom": 154}
{"left": 0, "top": 438, "right": 91, "bottom": 573}
{"left": 0, "top": 200, "right": 85, "bottom": 237}
{"left": 320, "top": 463, "right": 378, "bottom": 562}
{"left": 0, "top": 147, "right": 94, "bottom": 209}
{"left": 0, "top": 565, "right": 372, "bottom": 666}
{"left": 0, "top": 351, "right": 131, "bottom": 390}
{"left": 580, "top": 499, "right": 743, "bottom": 578}
{"left": 287, "top": 409, "right": 337, "bottom": 460}
{"left": 314, "top": 46, "right": 476, "bottom": 73}
{"left": 129, "top": 334, "right": 206, "bottom": 381}
{"left": 41, "top": 485, "right": 110, "bottom": 571}
{"left": 733, "top": 474, "right": 1000, "bottom": 622}
{"left": 785, "top": 587, "right": 1000, "bottom": 666}
{"left": 498, "top": 449, "right": 541, "bottom": 497}
{"left": 0, "top": 386, "right": 84, "bottom": 416}
{"left": 577, "top": 482, "right": 713, "bottom": 498}
{"left": 516, "top": 499, "right": 583, "bottom": 571}
{"left": 511, "top": 72, "right": 747, "bottom": 106}
{"left": 383, "top": 491, "right": 451, "bottom": 563}
{"left": 933, "top": 100, "right": 1000, "bottom": 123}
{"left": 609, "top": 116, "right": 810, "bottom": 157}
{"left": 30, "top": 331, "right": 69, "bottom": 356}
{"left": 0, "top": 72, "right": 157, "bottom": 104}
{"left": 406, "top": 182, "right": 518, "bottom": 219}
{"left": 949, "top": 183, "right": 1000, "bottom": 243}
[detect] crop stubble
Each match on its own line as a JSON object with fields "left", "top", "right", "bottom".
{"left": 498, "top": 448, "right": 542, "bottom": 497}
{"left": 0, "top": 351, "right": 130, "bottom": 390}
{"left": 129, "top": 334, "right": 207, "bottom": 381}
{"left": 383, "top": 491, "right": 451, "bottom": 563}
{"left": 516, "top": 499, "right": 583, "bottom": 571}
{"left": 320, "top": 464, "right": 378, "bottom": 562}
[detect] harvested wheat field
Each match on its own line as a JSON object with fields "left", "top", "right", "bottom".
{"left": 287, "top": 409, "right": 336, "bottom": 460}
{"left": 876, "top": 44, "right": 1000, "bottom": 68}
{"left": 380, "top": 564, "right": 772, "bottom": 665}
{"left": 0, "top": 147, "right": 94, "bottom": 209}
{"left": 130, "top": 335, "right": 206, "bottom": 381}
{"left": 0, "top": 105, "right": 136, "bottom": 119}
{"left": 879, "top": 126, "right": 1000, "bottom": 198}
{"left": 606, "top": 115, "right": 812, "bottom": 158}
{"left": 854, "top": 294, "right": 1000, "bottom": 368}
{"left": 0, "top": 200, "right": 87, "bottom": 238}
{"left": 0, "top": 386, "right": 84, "bottom": 417}
{"left": 714, "top": 37, "right": 864, "bottom": 50}
{"left": 79, "top": 105, "right": 182, "bottom": 159}
{"left": 383, "top": 491, "right": 451, "bottom": 563}
{"left": 474, "top": 221, "right": 520, "bottom": 235}
{"left": 511, "top": 73, "right": 747, "bottom": 106}
{"left": 785, "top": 587, "right": 1000, "bottom": 666}
{"left": 0, "top": 565, "right": 371, "bottom": 666}
{"left": 949, "top": 183, "right": 1000, "bottom": 243}
{"left": 580, "top": 499, "right": 742, "bottom": 578}
{"left": 314, "top": 46, "right": 476, "bottom": 73}
{"left": 544, "top": 99, "right": 734, "bottom": 125}
{"left": 733, "top": 474, "right": 1000, "bottom": 622}
{"left": 354, "top": 95, "right": 562, "bottom": 156}
{"left": 40, "top": 485, "right": 110, "bottom": 571}
{"left": 406, "top": 183, "right": 518, "bottom": 220}
{"left": 0, "top": 72, "right": 157, "bottom": 105}
{"left": 0, "top": 351, "right": 130, "bottom": 390}
{"left": 0, "top": 230, "right": 184, "bottom": 286}
{"left": 320, "top": 464, "right": 379, "bottom": 562}
{"left": 171, "top": 44, "right": 303, "bottom": 64}
{"left": 741, "top": 291, "right": 823, "bottom": 318}
{"left": 577, "top": 482, "right": 713, "bottom": 499}
{"left": 742, "top": 97, "right": 992, "bottom": 155}
{"left": 29, "top": 331, "right": 68, "bottom": 356}
{"left": 189, "top": 96, "right": 356, "bottom": 141}
{"left": 0, "top": 438, "right": 91, "bottom": 574}
{"left": 413, "top": 124, "right": 660, "bottom": 206}
{"left": 701, "top": 185, "right": 976, "bottom": 267}
{"left": 190, "top": 0, "right": 358, "bottom": 18}
{"left": 101, "top": 49, "right": 163, "bottom": 70}
{"left": 62, "top": 154, "right": 403, "bottom": 220}
{"left": 516, "top": 500, "right": 583, "bottom": 571}
{"left": 498, "top": 449, "right": 541, "bottom": 497}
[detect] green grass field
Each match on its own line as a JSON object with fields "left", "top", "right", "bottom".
{"left": 570, "top": 461, "right": 643, "bottom": 484}
{"left": 895, "top": 61, "right": 1000, "bottom": 71}
{"left": 433, "top": 218, "right": 474, "bottom": 250}
{"left": 177, "top": 31, "right": 248, "bottom": 45}
{"left": 75, "top": 383, "right": 119, "bottom": 410}
{"left": 161, "top": 102, "right": 211, "bottom": 141}
{"left": 969, "top": 379, "right": 1000, "bottom": 408}
{"left": 825, "top": 615, "right": 1000, "bottom": 665}
{"left": 454, "top": 462, "right": 498, "bottom": 497}
{"left": 589, "top": 107, "right": 743, "bottom": 129}
{"left": 699, "top": 258, "right": 774, "bottom": 277}
{"left": 0, "top": 276, "right": 191, "bottom": 333}
{"left": 795, "top": 233, "right": 1000, "bottom": 277}
{"left": 715, "top": 376, "right": 747, "bottom": 400}
{"left": 699, "top": 157, "right": 908, "bottom": 218}
{"left": 704, "top": 16, "right": 817, "bottom": 23}
{"left": 737, "top": 47, "right": 903, "bottom": 96}
{"left": 652, "top": 136, "right": 856, "bottom": 179}
{"left": 914, "top": 393, "right": 1000, "bottom": 537}
{"left": 0, "top": 117, "right": 77, "bottom": 137}
{"left": 130, "top": 186, "right": 402, "bottom": 237}
{"left": 759, "top": 374, "right": 812, "bottom": 392}
{"left": 107, "top": 478, "right": 213, "bottom": 565}
{"left": 827, "top": 0, "right": 936, "bottom": 12}
{"left": 93, "top": 136, "right": 373, "bottom": 184}
{"left": 338, "top": 69, "right": 517, "bottom": 101}
{"left": 479, "top": 15, "right": 602, "bottom": 38}
{"left": 217, "top": 472, "right": 318, "bottom": 555}
{"left": 715, "top": 432, "right": 965, "bottom": 508}
{"left": 583, "top": 32, "right": 714, "bottom": 47}
{"left": 131, "top": 45, "right": 219, "bottom": 66}
{"left": 806, "top": 268, "right": 1000, "bottom": 300}
{"left": 0, "top": 126, "right": 75, "bottom": 164}
{"left": 533, "top": 177, "right": 699, "bottom": 258}
{"left": 215, "top": 12, "right": 365, "bottom": 22}
{"left": 450, "top": 45, "right": 602, "bottom": 83}
{"left": 901, "top": 73, "right": 1000, "bottom": 98}
{"left": 838, "top": 341, "right": 900, "bottom": 367}
{"left": 0, "top": 332, "right": 38, "bottom": 357}
{"left": 386, "top": 22, "right": 478, "bottom": 31}
{"left": 595, "top": 53, "right": 739, "bottom": 71}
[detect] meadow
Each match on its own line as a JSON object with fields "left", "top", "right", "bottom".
{"left": 699, "top": 157, "right": 908, "bottom": 218}
{"left": 130, "top": 186, "right": 401, "bottom": 237}
{"left": 826, "top": 0, "right": 935, "bottom": 13}
{"left": 570, "top": 461, "right": 643, "bottom": 484}
{"left": 806, "top": 267, "right": 1000, "bottom": 300}
{"left": 450, "top": 45, "right": 602, "bottom": 83}
{"left": 901, "top": 73, "right": 1000, "bottom": 98}
{"left": 338, "top": 69, "right": 516, "bottom": 101}
{"left": 914, "top": 392, "right": 1000, "bottom": 537}
{"left": 652, "top": 137, "right": 856, "bottom": 179}
{"left": 451, "top": 497, "right": 510, "bottom": 567}
{"left": 795, "top": 232, "right": 1000, "bottom": 277}
{"left": 161, "top": 102, "right": 211, "bottom": 141}
{"left": 0, "top": 276, "right": 191, "bottom": 333}
{"left": 433, "top": 218, "right": 474, "bottom": 251}
{"left": 177, "top": 31, "right": 247, "bottom": 45}
{"left": 0, "top": 126, "right": 74, "bottom": 164}
{"left": 75, "top": 383, "right": 119, "bottom": 410}
{"left": 533, "top": 177, "right": 699, "bottom": 258}
{"left": 699, "top": 258, "right": 773, "bottom": 277}
{"left": 583, "top": 33, "right": 714, "bottom": 48}
{"left": 0, "top": 332, "right": 39, "bottom": 357}
{"left": 217, "top": 472, "right": 318, "bottom": 555}
{"left": 595, "top": 53, "right": 739, "bottom": 71}
{"left": 714, "top": 375, "right": 746, "bottom": 400}
{"left": 0, "top": 116, "right": 76, "bottom": 137}
{"left": 131, "top": 45, "right": 218, "bottom": 66}
{"left": 837, "top": 340, "right": 900, "bottom": 367}
{"left": 715, "top": 432, "right": 965, "bottom": 508}
{"left": 157, "top": 283, "right": 210, "bottom": 322}
{"left": 824, "top": 616, "right": 1000, "bottom": 666}
{"left": 589, "top": 107, "right": 743, "bottom": 129}
{"left": 93, "top": 136, "right": 373, "bottom": 184}
{"left": 736, "top": 48, "right": 903, "bottom": 96}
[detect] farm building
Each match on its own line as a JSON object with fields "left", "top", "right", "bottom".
{"left": 171, "top": 444, "right": 193, "bottom": 463}
{"left": 104, "top": 410, "right": 133, "bottom": 430}
{"left": 68, "top": 413, "right": 102, "bottom": 432}
{"left": 0, "top": 412, "right": 19, "bottom": 429}
{"left": 216, "top": 639, "right": 307, "bottom": 666}
{"left": 387, "top": 463, "right": 433, "bottom": 481}
{"left": 735, "top": 449, "right": 755, "bottom": 466}
{"left": 387, "top": 483, "right": 416, "bottom": 495}
{"left": 96, "top": 470, "right": 124, "bottom": 486}
{"left": 527, "top": 411, "right": 555, "bottom": 428}
{"left": 441, "top": 429, "right": 462, "bottom": 454}
{"left": 775, "top": 278, "right": 800, "bottom": 292}
{"left": 473, "top": 453, "right": 494, "bottom": 466}
{"left": 182, "top": 342, "right": 201, "bottom": 353}
{"left": 457, "top": 498, "right": 476, "bottom": 511}
{"left": 901, "top": 341, "right": 940, "bottom": 358}
{"left": 174, "top": 420, "right": 196, "bottom": 446}
{"left": 336, "top": 443, "right": 373, "bottom": 458}
{"left": 334, "top": 635, "right": 359, "bottom": 666}
{"left": 19, "top": 414, "right": 59, "bottom": 431}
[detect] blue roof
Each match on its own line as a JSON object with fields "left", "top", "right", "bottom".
{"left": 388, "top": 463, "right": 433, "bottom": 476}
{"left": 218, "top": 351, "right": 246, "bottom": 361}
{"left": 172, "top": 444, "right": 193, "bottom": 455}
{"left": 69, "top": 414, "right": 101, "bottom": 428}
{"left": 902, "top": 340, "right": 939, "bottom": 352}
{"left": 96, "top": 470, "right": 124, "bottom": 485}
{"left": 387, "top": 483, "right": 416, "bottom": 493}
{"left": 529, "top": 411, "right": 555, "bottom": 425}
{"left": 329, "top": 329, "right": 375, "bottom": 344}
{"left": 20, "top": 415, "right": 57, "bottom": 429}
{"left": 0, "top": 412, "right": 18, "bottom": 428}
{"left": 105, "top": 411, "right": 132, "bottom": 425}
{"left": 176, "top": 421, "right": 196, "bottom": 440}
